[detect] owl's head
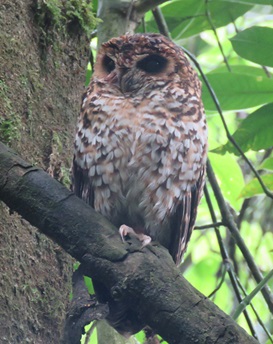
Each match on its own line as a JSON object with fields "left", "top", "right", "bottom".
{"left": 93, "top": 33, "right": 199, "bottom": 97}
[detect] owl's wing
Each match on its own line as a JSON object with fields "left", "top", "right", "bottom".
{"left": 72, "top": 159, "right": 94, "bottom": 207}
{"left": 169, "top": 166, "right": 206, "bottom": 265}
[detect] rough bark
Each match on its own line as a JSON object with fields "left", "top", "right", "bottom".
{"left": 0, "top": 0, "right": 91, "bottom": 342}
{"left": 0, "top": 142, "right": 258, "bottom": 344}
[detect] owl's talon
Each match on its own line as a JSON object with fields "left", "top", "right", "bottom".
{"left": 119, "top": 224, "right": 133, "bottom": 242}
{"left": 119, "top": 225, "right": 151, "bottom": 248}
{"left": 140, "top": 235, "right": 152, "bottom": 248}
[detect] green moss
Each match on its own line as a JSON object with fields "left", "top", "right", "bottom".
{"left": 0, "top": 79, "right": 12, "bottom": 110}
{"left": 0, "top": 79, "right": 21, "bottom": 144}
{"left": 35, "top": 0, "right": 97, "bottom": 37}
{"left": 47, "top": 131, "right": 72, "bottom": 188}
{"left": 52, "top": 131, "right": 63, "bottom": 153}
{"left": 0, "top": 118, "right": 16, "bottom": 143}
{"left": 60, "top": 166, "right": 71, "bottom": 188}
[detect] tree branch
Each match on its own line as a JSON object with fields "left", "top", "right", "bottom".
{"left": 134, "top": 0, "right": 169, "bottom": 14}
{"left": 96, "top": 0, "right": 170, "bottom": 46}
{"left": 206, "top": 160, "right": 273, "bottom": 314}
{"left": 0, "top": 142, "right": 259, "bottom": 344}
{"left": 97, "top": 0, "right": 136, "bottom": 45}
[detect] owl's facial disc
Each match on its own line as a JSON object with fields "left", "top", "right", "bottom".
{"left": 100, "top": 52, "right": 169, "bottom": 94}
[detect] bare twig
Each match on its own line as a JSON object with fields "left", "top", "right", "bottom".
{"left": 206, "top": 161, "right": 273, "bottom": 314}
{"left": 141, "top": 16, "right": 146, "bottom": 32}
{"left": 205, "top": 0, "right": 231, "bottom": 72}
{"left": 152, "top": 6, "right": 169, "bottom": 37}
{"left": 134, "top": 0, "right": 169, "bottom": 14}
{"left": 152, "top": 7, "right": 170, "bottom": 37}
{"left": 237, "top": 199, "right": 251, "bottom": 229}
{"left": 207, "top": 264, "right": 227, "bottom": 299}
{"left": 195, "top": 222, "right": 224, "bottom": 230}
{"left": 262, "top": 65, "right": 272, "bottom": 78}
{"left": 126, "top": 0, "right": 136, "bottom": 31}
{"left": 204, "top": 185, "right": 258, "bottom": 339}
{"left": 229, "top": 199, "right": 251, "bottom": 275}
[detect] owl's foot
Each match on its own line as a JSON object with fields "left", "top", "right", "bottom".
{"left": 119, "top": 225, "right": 152, "bottom": 248}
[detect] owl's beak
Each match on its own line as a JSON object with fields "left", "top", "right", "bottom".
{"left": 118, "top": 68, "right": 133, "bottom": 93}
{"left": 105, "top": 68, "right": 131, "bottom": 93}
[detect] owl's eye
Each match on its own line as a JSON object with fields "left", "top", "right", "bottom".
{"left": 137, "top": 54, "right": 167, "bottom": 74}
{"left": 102, "top": 55, "right": 115, "bottom": 74}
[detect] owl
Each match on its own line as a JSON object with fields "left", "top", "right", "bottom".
{"left": 73, "top": 33, "right": 207, "bottom": 265}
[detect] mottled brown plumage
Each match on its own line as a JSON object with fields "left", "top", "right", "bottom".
{"left": 73, "top": 33, "right": 207, "bottom": 265}
{"left": 73, "top": 33, "right": 208, "bottom": 336}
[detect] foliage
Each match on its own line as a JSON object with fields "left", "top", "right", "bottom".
{"left": 84, "top": 1, "right": 273, "bottom": 343}
{"left": 230, "top": 26, "right": 273, "bottom": 67}
{"left": 214, "top": 103, "right": 273, "bottom": 155}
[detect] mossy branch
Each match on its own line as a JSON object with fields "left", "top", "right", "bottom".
{"left": 0, "top": 141, "right": 258, "bottom": 344}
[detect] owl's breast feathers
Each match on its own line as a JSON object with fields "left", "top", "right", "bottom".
{"left": 74, "top": 77, "right": 207, "bottom": 263}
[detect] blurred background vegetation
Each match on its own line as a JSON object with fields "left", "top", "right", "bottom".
{"left": 80, "top": 1, "right": 273, "bottom": 343}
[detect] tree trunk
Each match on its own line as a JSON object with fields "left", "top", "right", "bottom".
{"left": 0, "top": 0, "right": 91, "bottom": 343}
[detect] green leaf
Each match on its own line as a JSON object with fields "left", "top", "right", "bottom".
{"left": 85, "top": 62, "right": 92, "bottom": 87}
{"left": 209, "top": 152, "right": 244, "bottom": 210}
{"left": 209, "top": 65, "right": 268, "bottom": 77}
{"left": 240, "top": 174, "right": 273, "bottom": 198}
{"left": 84, "top": 276, "right": 94, "bottom": 294}
{"left": 134, "top": 331, "right": 146, "bottom": 343}
{"left": 185, "top": 256, "right": 221, "bottom": 294}
{"left": 143, "top": 0, "right": 253, "bottom": 39}
{"left": 259, "top": 157, "right": 273, "bottom": 171}
{"left": 226, "top": 0, "right": 273, "bottom": 4}
{"left": 230, "top": 26, "right": 273, "bottom": 67}
{"left": 241, "top": 0, "right": 273, "bottom": 4}
{"left": 213, "top": 103, "right": 273, "bottom": 155}
{"left": 202, "top": 73, "right": 273, "bottom": 111}
{"left": 81, "top": 322, "right": 97, "bottom": 344}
